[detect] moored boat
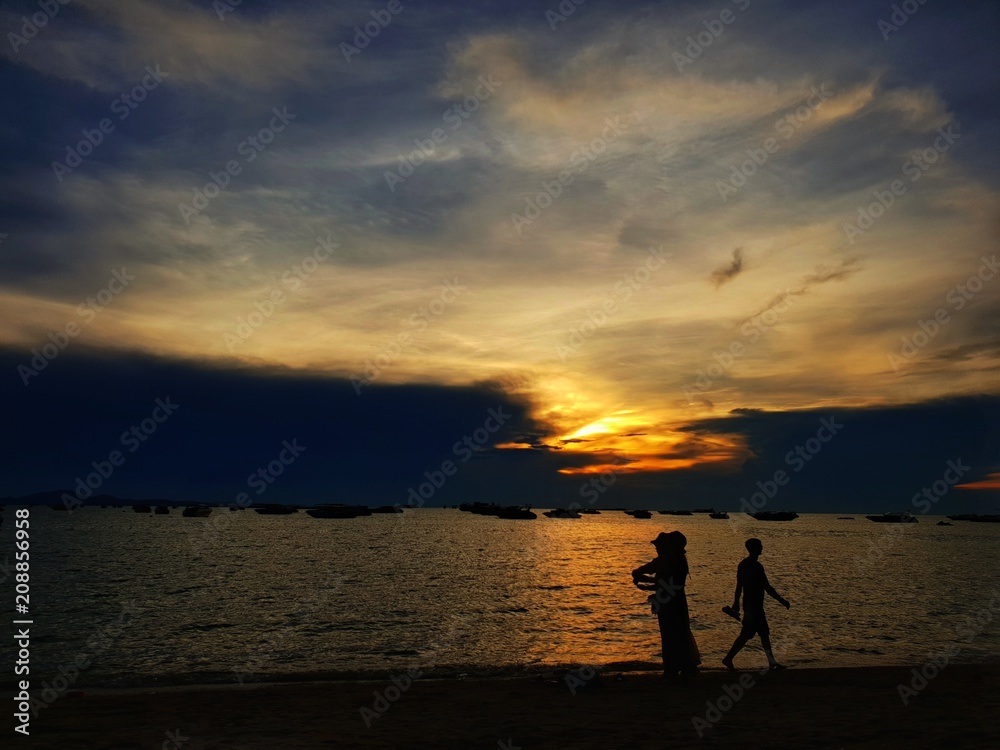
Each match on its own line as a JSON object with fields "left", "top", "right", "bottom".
{"left": 496, "top": 505, "right": 536, "bottom": 520}
{"left": 182, "top": 505, "right": 212, "bottom": 517}
{"left": 947, "top": 513, "right": 1000, "bottom": 523}
{"left": 709, "top": 511, "right": 729, "bottom": 519}
{"left": 253, "top": 504, "right": 298, "bottom": 515}
{"left": 544, "top": 508, "right": 580, "bottom": 519}
{"left": 459, "top": 502, "right": 499, "bottom": 514}
{"left": 865, "top": 512, "right": 917, "bottom": 523}
{"left": 626, "top": 509, "right": 652, "bottom": 518}
{"left": 749, "top": 511, "right": 799, "bottom": 521}
{"left": 306, "top": 505, "right": 362, "bottom": 518}
{"left": 459, "top": 502, "right": 502, "bottom": 516}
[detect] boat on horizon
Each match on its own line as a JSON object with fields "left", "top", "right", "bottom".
{"left": 544, "top": 508, "right": 580, "bottom": 519}
{"left": 496, "top": 505, "right": 537, "bottom": 520}
{"left": 182, "top": 505, "right": 212, "bottom": 517}
{"left": 865, "top": 512, "right": 918, "bottom": 523}
{"left": 749, "top": 511, "right": 799, "bottom": 521}
{"left": 306, "top": 505, "right": 365, "bottom": 518}
{"left": 947, "top": 513, "right": 1000, "bottom": 523}
{"left": 459, "top": 502, "right": 502, "bottom": 516}
{"left": 626, "top": 509, "right": 653, "bottom": 519}
{"left": 253, "top": 504, "right": 298, "bottom": 515}
{"left": 709, "top": 511, "right": 730, "bottom": 519}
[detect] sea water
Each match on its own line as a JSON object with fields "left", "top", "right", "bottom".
{"left": 5, "top": 508, "right": 999, "bottom": 687}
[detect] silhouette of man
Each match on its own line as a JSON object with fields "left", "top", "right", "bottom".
{"left": 722, "top": 538, "right": 789, "bottom": 671}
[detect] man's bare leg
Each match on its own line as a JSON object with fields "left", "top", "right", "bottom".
{"left": 760, "top": 632, "right": 784, "bottom": 669}
{"left": 722, "top": 634, "right": 750, "bottom": 671}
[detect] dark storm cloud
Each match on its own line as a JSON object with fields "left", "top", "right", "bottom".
{"left": 2, "top": 346, "right": 998, "bottom": 513}
{"left": 677, "top": 396, "right": 1000, "bottom": 513}
{"left": 0, "top": 346, "right": 538, "bottom": 505}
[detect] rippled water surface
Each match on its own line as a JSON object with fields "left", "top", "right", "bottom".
{"left": 8, "top": 508, "right": 1000, "bottom": 686}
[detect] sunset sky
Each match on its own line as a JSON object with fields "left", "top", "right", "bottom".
{"left": 2, "top": 0, "right": 998, "bottom": 510}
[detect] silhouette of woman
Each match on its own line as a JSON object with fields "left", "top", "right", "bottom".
{"left": 632, "top": 530, "right": 700, "bottom": 679}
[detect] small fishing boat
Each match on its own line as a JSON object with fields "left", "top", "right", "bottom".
{"left": 865, "top": 512, "right": 917, "bottom": 523}
{"left": 496, "top": 505, "right": 537, "bottom": 520}
{"left": 709, "top": 511, "right": 730, "bottom": 519}
{"left": 750, "top": 511, "right": 799, "bottom": 521}
{"left": 469, "top": 503, "right": 502, "bottom": 515}
{"left": 182, "top": 505, "right": 212, "bottom": 517}
{"left": 306, "top": 505, "right": 361, "bottom": 519}
{"left": 936, "top": 521, "right": 953, "bottom": 526}
{"left": 544, "top": 508, "right": 581, "bottom": 519}
{"left": 253, "top": 504, "right": 298, "bottom": 515}
{"left": 459, "top": 502, "right": 501, "bottom": 515}
{"left": 626, "top": 509, "right": 653, "bottom": 519}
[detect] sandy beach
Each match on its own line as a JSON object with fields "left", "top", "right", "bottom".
{"left": 22, "top": 664, "right": 999, "bottom": 749}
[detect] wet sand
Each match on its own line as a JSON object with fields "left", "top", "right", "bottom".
{"left": 24, "top": 664, "right": 999, "bottom": 749}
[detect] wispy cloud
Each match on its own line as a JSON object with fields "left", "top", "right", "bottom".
{"left": 0, "top": 0, "right": 998, "bottom": 454}
{"left": 711, "top": 248, "right": 745, "bottom": 287}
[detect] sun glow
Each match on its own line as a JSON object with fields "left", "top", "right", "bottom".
{"left": 563, "top": 416, "right": 633, "bottom": 441}
{"left": 537, "top": 407, "right": 750, "bottom": 476}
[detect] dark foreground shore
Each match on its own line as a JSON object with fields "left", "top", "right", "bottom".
{"left": 22, "top": 664, "right": 999, "bottom": 749}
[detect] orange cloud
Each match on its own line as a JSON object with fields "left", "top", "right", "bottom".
{"left": 955, "top": 473, "right": 1000, "bottom": 491}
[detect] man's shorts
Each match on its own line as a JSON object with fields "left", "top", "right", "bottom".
{"left": 739, "top": 607, "right": 769, "bottom": 638}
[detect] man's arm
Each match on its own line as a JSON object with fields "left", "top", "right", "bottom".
{"left": 763, "top": 570, "right": 790, "bottom": 609}
{"left": 731, "top": 566, "right": 743, "bottom": 610}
